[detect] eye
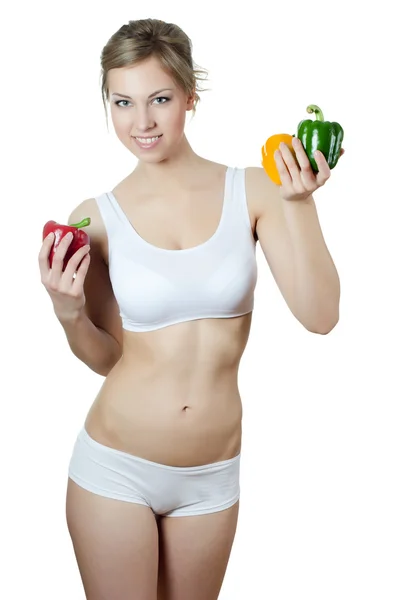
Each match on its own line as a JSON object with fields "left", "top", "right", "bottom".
{"left": 113, "top": 97, "right": 170, "bottom": 108}
{"left": 153, "top": 97, "right": 170, "bottom": 105}
{"left": 114, "top": 100, "right": 131, "bottom": 107}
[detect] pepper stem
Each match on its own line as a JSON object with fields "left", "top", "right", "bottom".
{"left": 306, "top": 104, "right": 324, "bottom": 121}
{"left": 70, "top": 217, "right": 91, "bottom": 228}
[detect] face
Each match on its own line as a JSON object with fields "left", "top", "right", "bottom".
{"left": 107, "top": 55, "right": 195, "bottom": 163}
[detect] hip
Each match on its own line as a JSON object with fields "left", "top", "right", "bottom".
{"left": 68, "top": 426, "right": 241, "bottom": 517}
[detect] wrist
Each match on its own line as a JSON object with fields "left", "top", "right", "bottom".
{"left": 281, "top": 193, "right": 314, "bottom": 206}
{"left": 56, "top": 308, "right": 86, "bottom": 327}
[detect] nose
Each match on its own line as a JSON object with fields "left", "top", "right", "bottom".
{"left": 134, "top": 106, "right": 156, "bottom": 133}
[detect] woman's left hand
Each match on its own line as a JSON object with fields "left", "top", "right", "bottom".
{"left": 274, "top": 137, "right": 345, "bottom": 202}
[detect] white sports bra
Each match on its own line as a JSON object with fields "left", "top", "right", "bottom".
{"left": 95, "top": 166, "right": 258, "bottom": 332}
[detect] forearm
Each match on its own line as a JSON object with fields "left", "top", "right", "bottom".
{"left": 58, "top": 310, "right": 122, "bottom": 376}
{"left": 282, "top": 195, "right": 340, "bottom": 333}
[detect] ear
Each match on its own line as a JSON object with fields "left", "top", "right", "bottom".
{"left": 186, "top": 88, "right": 196, "bottom": 111}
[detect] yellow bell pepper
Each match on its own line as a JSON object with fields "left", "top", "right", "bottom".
{"left": 261, "top": 133, "right": 295, "bottom": 185}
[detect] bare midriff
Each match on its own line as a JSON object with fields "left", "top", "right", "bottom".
{"left": 84, "top": 313, "right": 252, "bottom": 467}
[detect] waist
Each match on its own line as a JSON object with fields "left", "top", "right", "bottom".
{"left": 86, "top": 361, "right": 242, "bottom": 465}
{"left": 85, "top": 317, "right": 249, "bottom": 465}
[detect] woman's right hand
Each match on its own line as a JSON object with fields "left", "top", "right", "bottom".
{"left": 39, "top": 231, "right": 91, "bottom": 322}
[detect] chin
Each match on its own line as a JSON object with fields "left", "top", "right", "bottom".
{"left": 133, "top": 143, "right": 181, "bottom": 165}
{"left": 134, "top": 147, "right": 169, "bottom": 163}
{"left": 139, "top": 154, "right": 168, "bottom": 164}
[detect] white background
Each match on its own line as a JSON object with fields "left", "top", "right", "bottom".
{"left": 1, "top": 0, "right": 396, "bottom": 598}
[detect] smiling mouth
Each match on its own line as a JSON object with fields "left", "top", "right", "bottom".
{"left": 134, "top": 135, "right": 163, "bottom": 143}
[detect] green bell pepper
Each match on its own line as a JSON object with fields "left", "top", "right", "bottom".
{"left": 297, "top": 105, "right": 344, "bottom": 172}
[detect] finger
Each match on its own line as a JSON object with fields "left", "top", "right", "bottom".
{"left": 290, "top": 138, "right": 321, "bottom": 192}
{"left": 279, "top": 142, "right": 308, "bottom": 187}
{"left": 50, "top": 232, "right": 74, "bottom": 281}
{"left": 279, "top": 142, "right": 312, "bottom": 195}
{"left": 62, "top": 243, "right": 91, "bottom": 286}
{"left": 274, "top": 149, "right": 292, "bottom": 187}
{"left": 73, "top": 252, "right": 91, "bottom": 293}
{"left": 292, "top": 137, "right": 316, "bottom": 177}
{"left": 38, "top": 232, "right": 55, "bottom": 276}
{"left": 314, "top": 150, "right": 331, "bottom": 186}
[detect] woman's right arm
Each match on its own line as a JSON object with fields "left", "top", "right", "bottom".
{"left": 59, "top": 309, "right": 122, "bottom": 377}
{"left": 39, "top": 200, "right": 123, "bottom": 377}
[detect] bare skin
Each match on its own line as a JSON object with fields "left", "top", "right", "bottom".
{"left": 39, "top": 54, "right": 339, "bottom": 599}
{"left": 84, "top": 158, "right": 254, "bottom": 467}
{"left": 64, "top": 158, "right": 253, "bottom": 600}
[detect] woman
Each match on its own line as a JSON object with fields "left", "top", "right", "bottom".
{"left": 38, "top": 18, "right": 341, "bottom": 600}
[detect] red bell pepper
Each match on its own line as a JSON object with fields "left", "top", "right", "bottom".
{"left": 43, "top": 217, "right": 91, "bottom": 271}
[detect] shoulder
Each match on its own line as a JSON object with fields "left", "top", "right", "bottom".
{"left": 195, "top": 159, "right": 229, "bottom": 182}
{"left": 67, "top": 197, "right": 108, "bottom": 262}
{"left": 244, "top": 166, "right": 274, "bottom": 198}
{"left": 243, "top": 166, "right": 280, "bottom": 221}
{"left": 67, "top": 197, "right": 104, "bottom": 237}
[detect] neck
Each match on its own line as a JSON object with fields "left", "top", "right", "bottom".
{"left": 133, "top": 135, "right": 206, "bottom": 185}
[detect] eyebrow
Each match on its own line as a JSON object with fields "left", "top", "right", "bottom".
{"left": 111, "top": 88, "right": 174, "bottom": 100}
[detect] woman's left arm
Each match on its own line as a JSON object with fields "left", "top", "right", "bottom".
{"left": 246, "top": 137, "right": 343, "bottom": 334}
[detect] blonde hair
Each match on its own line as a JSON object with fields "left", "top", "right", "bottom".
{"left": 100, "top": 18, "right": 209, "bottom": 127}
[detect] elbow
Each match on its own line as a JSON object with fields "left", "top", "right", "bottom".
{"left": 80, "top": 360, "right": 115, "bottom": 378}
{"left": 296, "top": 301, "right": 340, "bottom": 335}
{"left": 88, "top": 349, "right": 123, "bottom": 378}
{"left": 304, "top": 311, "right": 339, "bottom": 335}
{"left": 95, "top": 364, "right": 114, "bottom": 377}
{"left": 93, "top": 359, "right": 121, "bottom": 378}
{"left": 103, "top": 349, "right": 123, "bottom": 376}
{"left": 307, "top": 319, "right": 339, "bottom": 335}
{"left": 291, "top": 280, "right": 341, "bottom": 336}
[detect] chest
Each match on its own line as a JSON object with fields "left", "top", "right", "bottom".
{"left": 125, "top": 191, "right": 225, "bottom": 251}
{"left": 111, "top": 182, "right": 256, "bottom": 253}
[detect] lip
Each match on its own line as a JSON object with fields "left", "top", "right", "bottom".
{"left": 133, "top": 134, "right": 163, "bottom": 150}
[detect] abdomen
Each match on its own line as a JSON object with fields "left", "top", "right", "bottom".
{"left": 84, "top": 313, "right": 251, "bottom": 466}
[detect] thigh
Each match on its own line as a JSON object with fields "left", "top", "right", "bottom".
{"left": 157, "top": 501, "right": 239, "bottom": 600}
{"left": 66, "top": 478, "right": 159, "bottom": 600}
